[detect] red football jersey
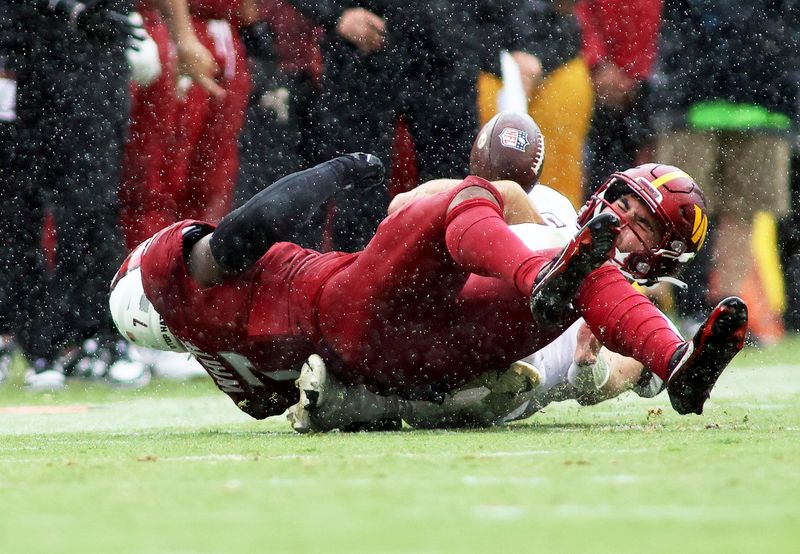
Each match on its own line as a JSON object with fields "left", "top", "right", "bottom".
{"left": 187, "top": 0, "right": 242, "bottom": 21}
{"left": 140, "top": 220, "right": 353, "bottom": 418}
{"left": 133, "top": 181, "right": 681, "bottom": 413}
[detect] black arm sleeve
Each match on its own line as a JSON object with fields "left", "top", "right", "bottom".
{"left": 210, "top": 154, "right": 383, "bottom": 274}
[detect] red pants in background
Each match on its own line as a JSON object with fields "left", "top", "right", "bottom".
{"left": 120, "top": 10, "right": 180, "bottom": 250}
{"left": 167, "top": 15, "right": 250, "bottom": 224}
{"left": 120, "top": 11, "right": 250, "bottom": 251}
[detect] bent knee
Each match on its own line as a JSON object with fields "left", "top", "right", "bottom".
{"left": 447, "top": 185, "right": 501, "bottom": 214}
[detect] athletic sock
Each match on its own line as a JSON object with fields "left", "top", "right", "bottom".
{"left": 575, "top": 265, "right": 683, "bottom": 380}
{"left": 444, "top": 197, "right": 551, "bottom": 296}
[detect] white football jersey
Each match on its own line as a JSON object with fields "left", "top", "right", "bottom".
{"left": 505, "top": 184, "right": 579, "bottom": 257}
{"left": 528, "top": 183, "right": 579, "bottom": 230}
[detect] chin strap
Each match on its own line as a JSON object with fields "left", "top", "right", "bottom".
{"left": 649, "top": 275, "right": 689, "bottom": 289}
{"left": 629, "top": 274, "right": 689, "bottom": 289}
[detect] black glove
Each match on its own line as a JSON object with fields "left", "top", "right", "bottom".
{"left": 32, "top": 0, "right": 143, "bottom": 45}
{"left": 342, "top": 153, "right": 385, "bottom": 189}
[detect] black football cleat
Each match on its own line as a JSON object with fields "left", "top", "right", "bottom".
{"left": 343, "top": 152, "right": 385, "bottom": 189}
{"left": 529, "top": 212, "right": 620, "bottom": 328}
{"left": 667, "top": 296, "right": 748, "bottom": 415}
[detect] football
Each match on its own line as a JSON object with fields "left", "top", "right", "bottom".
{"left": 469, "top": 111, "right": 545, "bottom": 192}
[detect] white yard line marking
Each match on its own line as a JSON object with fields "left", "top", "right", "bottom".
{"left": 474, "top": 450, "right": 552, "bottom": 457}
{"left": 174, "top": 454, "right": 251, "bottom": 462}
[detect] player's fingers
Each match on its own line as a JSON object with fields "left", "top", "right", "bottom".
{"left": 196, "top": 75, "right": 227, "bottom": 100}
{"left": 574, "top": 323, "right": 599, "bottom": 364}
{"left": 359, "top": 26, "right": 384, "bottom": 53}
{"left": 367, "top": 13, "right": 386, "bottom": 34}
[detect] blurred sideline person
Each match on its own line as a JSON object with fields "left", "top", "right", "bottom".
{"left": 651, "top": 0, "right": 799, "bottom": 341}
{"left": 120, "top": 0, "right": 228, "bottom": 250}
{"left": 163, "top": 0, "right": 255, "bottom": 225}
{"left": 0, "top": 3, "right": 16, "bottom": 384}
{"left": 109, "top": 152, "right": 747, "bottom": 427}
{"left": 234, "top": 0, "right": 325, "bottom": 223}
{"left": 287, "top": 0, "right": 541, "bottom": 252}
{"left": 4, "top": 0, "right": 141, "bottom": 389}
{"left": 577, "top": 0, "right": 662, "bottom": 196}
{"left": 477, "top": 0, "right": 591, "bottom": 208}
{"left": 121, "top": 0, "right": 264, "bottom": 250}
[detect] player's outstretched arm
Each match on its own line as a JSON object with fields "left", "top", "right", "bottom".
{"left": 569, "top": 323, "right": 646, "bottom": 405}
{"left": 571, "top": 348, "right": 646, "bottom": 406}
{"left": 189, "top": 154, "right": 385, "bottom": 288}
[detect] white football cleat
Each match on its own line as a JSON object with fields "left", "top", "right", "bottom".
{"left": 285, "top": 402, "right": 313, "bottom": 434}
{"left": 297, "top": 354, "right": 328, "bottom": 410}
{"left": 287, "top": 354, "right": 330, "bottom": 433}
{"left": 287, "top": 355, "right": 402, "bottom": 433}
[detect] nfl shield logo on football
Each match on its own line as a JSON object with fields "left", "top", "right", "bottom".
{"left": 499, "top": 127, "right": 529, "bottom": 152}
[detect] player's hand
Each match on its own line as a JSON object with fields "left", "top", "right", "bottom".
{"left": 175, "top": 37, "right": 226, "bottom": 100}
{"left": 342, "top": 152, "right": 385, "bottom": 189}
{"left": 259, "top": 87, "right": 291, "bottom": 123}
{"left": 591, "top": 62, "right": 638, "bottom": 109}
{"left": 388, "top": 191, "right": 415, "bottom": 214}
{"left": 336, "top": 8, "right": 386, "bottom": 55}
{"left": 573, "top": 323, "right": 602, "bottom": 366}
{"left": 510, "top": 51, "right": 543, "bottom": 99}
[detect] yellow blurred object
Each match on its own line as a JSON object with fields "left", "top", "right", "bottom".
{"left": 635, "top": 281, "right": 675, "bottom": 313}
{"left": 476, "top": 57, "right": 593, "bottom": 208}
{"left": 752, "top": 211, "right": 785, "bottom": 313}
{"left": 738, "top": 211, "right": 786, "bottom": 344}
{"left": 476, "top": 71, "right": 503, "bottom": 127}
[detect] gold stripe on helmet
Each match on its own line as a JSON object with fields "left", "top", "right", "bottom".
{"left": 692, "top": 205, "right": 708, "bottom": 247}
{"left": 649, "top": 170, "right": 691, "bottom": 189}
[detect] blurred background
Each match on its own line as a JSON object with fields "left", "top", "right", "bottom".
{"left": 0, "top": 0, "right": 798, "bottom": 389}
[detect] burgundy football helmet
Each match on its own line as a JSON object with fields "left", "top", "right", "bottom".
{"left": 577, "top": 164, "right": 708, "bottom": 285}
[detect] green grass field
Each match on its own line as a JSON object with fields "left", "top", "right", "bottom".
{"left": 1, "top": 340, "right": 799, "bottom": 554}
